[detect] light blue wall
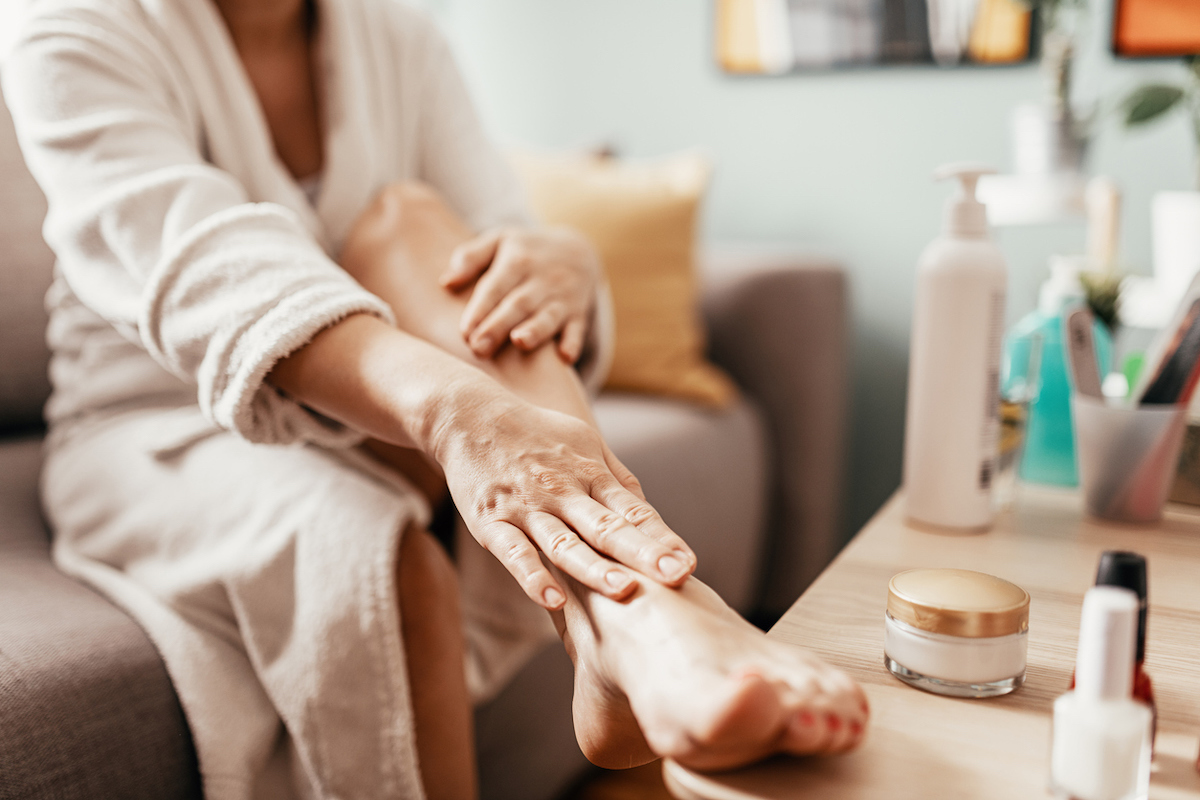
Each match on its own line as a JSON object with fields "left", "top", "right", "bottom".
{"left": 425, "top": 0, "right": 1196, "bottom": 536}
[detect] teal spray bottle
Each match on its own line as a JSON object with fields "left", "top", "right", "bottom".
{"left": 1007, "top": 257, "right": 1112, "bottom": 486}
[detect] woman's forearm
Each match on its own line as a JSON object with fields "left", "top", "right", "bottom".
{"left": 268, "top": 312, "right": 517, "bottom": 453}
{"left": 267, "top": 309, "right": 698, "bottom": 611}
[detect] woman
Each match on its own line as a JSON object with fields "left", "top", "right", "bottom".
{"left": 3, "top": 0, "right": 869, "bottom": 797}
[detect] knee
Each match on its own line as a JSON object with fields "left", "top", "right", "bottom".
{"left": 352, "top": 182, "right": 448, "bottom": 243}
{"left": 341, "top": 181, "right": 463, "bottom": 282}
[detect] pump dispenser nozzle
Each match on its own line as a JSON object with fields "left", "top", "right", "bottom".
{"left": 934, "top": 162, "right": 996, "bottom": 238}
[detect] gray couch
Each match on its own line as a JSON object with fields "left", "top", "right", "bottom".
{"left": 0, "top": 86, "right": 848, "bottom": 800}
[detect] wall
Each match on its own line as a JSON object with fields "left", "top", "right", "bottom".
{"left": 424, "top": 0, "right": 1196, "bottom": 538}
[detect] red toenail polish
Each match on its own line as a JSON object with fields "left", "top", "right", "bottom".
{"left": 826, "top": 714, "right": 841, "bottom": 732}
{"left": 850, "top": 721, "right": 863, "bottom": 737}
{"left": 797, "top": 711, "right": 815, "bottom": 727}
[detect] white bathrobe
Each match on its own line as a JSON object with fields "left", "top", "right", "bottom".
{"left": 3, "top": 0, "right": 610, "bottom": 797}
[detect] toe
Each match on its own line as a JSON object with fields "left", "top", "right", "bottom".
{"left": 819, "top": 682, "right": 869, "bottom": 754}
{"left": 778, "top": 666, "right": 869, "bottom": 756}
{"left": 820, "top": 711, "right": 856, "bottom": 754}
{"left": 780, "top": 709, "right": 831, "bottom": 754}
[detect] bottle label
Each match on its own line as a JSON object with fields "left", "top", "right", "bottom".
{"left": 979, "top": 290, "right": 1004, "bottom": 491}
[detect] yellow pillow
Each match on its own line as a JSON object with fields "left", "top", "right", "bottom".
{"left": 511, "top": 150, "right": 737, "bottom": 409}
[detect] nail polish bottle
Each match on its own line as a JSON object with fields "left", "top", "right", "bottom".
{"left": 1096, "top": 552, "right": 1156, "bottom": 749}
{"left": 1070, "top": 551, "right": 1157, "bottom": 752}
{"left": 1051, "top": 586, "right": 1152, "bottom": 800}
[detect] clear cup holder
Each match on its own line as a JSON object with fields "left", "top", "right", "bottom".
{"left": 1072, "top": 396, "right": 1187, "bottom": 524}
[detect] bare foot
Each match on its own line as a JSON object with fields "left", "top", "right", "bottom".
{"left": 554, "top": 573, "right": 869, "bottom": 772}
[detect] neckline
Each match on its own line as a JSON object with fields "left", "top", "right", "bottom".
{"left": 298, "top": 171, "right": 323, "bottom": 206}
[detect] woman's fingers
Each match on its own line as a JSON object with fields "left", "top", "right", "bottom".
{"left": 599, "top": 443, "right": 698, "bottom": 569}
{"left": 524, "top": 512, "right": 638, "bottom": 600}
{"left": 477, "top": 519, "right": 566, "bottom": 609}
{"left": 589, "top": 474, "right": 697, "bottom": 575}
{"left": 557, "top": 315, "right": 588, "bottom": 364}
{"left": 559, "top": 493, "right": 694, "bottom": 586}
{"left": 469, "top": 283, "right": 547, "bottom": 357}
{"left": 443, "top": 229, "right": 502, "bottom": 290}
{"left": 460, "top": 252, "right": 527, "bottom": 344}
{"left": 512, "top": 302, "right": 569, "bottom": 351}
{"left": 601, "top": 442, "right": 646, "bottom": 500}
{"left": 447, "top": 228, "right": 597, "bottom": 361}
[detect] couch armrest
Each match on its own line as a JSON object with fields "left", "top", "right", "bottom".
{"left": 700, "top": 246, "right": 849, "bottom": 616}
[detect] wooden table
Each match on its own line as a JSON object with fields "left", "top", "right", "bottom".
{"left": 664, "top": 488, "right": 1200, "bottom": 800}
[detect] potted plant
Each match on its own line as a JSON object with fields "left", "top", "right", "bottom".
{"left": 1013, "top": 0, "right": 1092, "bottom": 175}
{"left": 1122, "top": 57, "right": 1200, "bottom": 298}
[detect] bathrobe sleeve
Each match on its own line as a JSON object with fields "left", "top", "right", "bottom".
{"left": 2, "top": 6, "right": 395, "bottom": 446}
{"left": 406, "top": 14, "right": 616, "bottom": 392}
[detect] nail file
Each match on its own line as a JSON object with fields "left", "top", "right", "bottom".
{"left": 1065, "top": 306, "right": 1104, "bottom": 399}
{"left": 1139, "top": 299, "right": 1200, "bottom": 406}
{"left": 1175, "top": 353, "right": 1200, "bottom": 408}
{"left": 1133, "top": 270, "right": 1200, "bottom": 404}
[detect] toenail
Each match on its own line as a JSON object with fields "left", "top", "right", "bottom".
{"left": 657, "top": 554, "right": 686, "bottom": 579}
{"left": 849, "top": 720, "right": 863, "bottom": 737}
{"left": 605, "top": 570, "right": 632, "bottom": 590}
{"left": 826, "top": 714, "right": 841, "bottom": 732}
{"left": 542, "top": 587, "right": 565, "bottom": 607}
{"left": 797, "top": 711, "right": 816, "bottom": 727}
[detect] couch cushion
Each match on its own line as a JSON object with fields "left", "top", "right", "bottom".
{"left": 595, "top": 392, "right": 767, "bottom": 612}
{"left": 0, "top": 437, "right": 201, "bottom": 799}
{"left": 0, "top": 88, "right": 54, "bottom": 433}
{"left": 513, "top": 150, "right": 737, "bottom": 409}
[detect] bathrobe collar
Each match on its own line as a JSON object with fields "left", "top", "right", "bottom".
{"left": 134, "top": 0, "right": 379, "bottom": 254}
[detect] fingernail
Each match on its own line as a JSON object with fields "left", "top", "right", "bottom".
{"left": 543, "top": 587, "right": 565, "bottom": 608}
{"left": 674, "top": 549, "right": 694, "bottom": 568}
{"left": 605, "top": 570, "right": 633, "bottom": 591}
{"left": 474, "top": 335, "right": 493, "bottom": 353}
{"left": 657, "top": 553, "right": 686, "bottom": 580}
{"left": 826, "top": 714, "right": 841, "bottom": 732}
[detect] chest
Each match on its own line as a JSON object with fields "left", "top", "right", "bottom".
{"left": 236, "top": 38, "right": 324, "bottom": 181}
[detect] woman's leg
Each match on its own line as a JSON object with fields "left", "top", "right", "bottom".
{"left": 340, "top": 183, "right": 868, "bottom": 773}
{"left": 397, "top": 523, "right": 477, "bottom": 800}
{"left": 340, "top": 183, "right": 597, "bottom": 426}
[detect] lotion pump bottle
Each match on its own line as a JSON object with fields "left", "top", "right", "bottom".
{"left": 904, "top": 163, "right": 1007, "bottom": 531}
{"left": 1051, "top": 586, "right": 1152, "bottom": 800}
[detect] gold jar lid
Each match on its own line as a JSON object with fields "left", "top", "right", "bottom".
{"left": 887, "top": 569, "right": 1030, "bottom": 638}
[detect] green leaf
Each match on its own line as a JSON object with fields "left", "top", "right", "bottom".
{"left": 1123, "top": 84, "right": 1185, "bottom": 126}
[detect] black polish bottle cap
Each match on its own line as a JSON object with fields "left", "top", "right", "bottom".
{"left": 1095, "top": 550, "right": 1148, "bottom": 662}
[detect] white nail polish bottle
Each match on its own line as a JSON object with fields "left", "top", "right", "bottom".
{"left": 1051, "top": 586, "right": 1152, "bottom": 800}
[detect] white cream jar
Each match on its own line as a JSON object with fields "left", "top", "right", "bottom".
{"left": 884, "top": 568, "right": 1030, "bottom": 698}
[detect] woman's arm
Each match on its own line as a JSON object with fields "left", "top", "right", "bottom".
{"left": 3, "top": 3, "right": 390, "bottom": 446}
{"left": 271, "top": 313, "right": 696, "bottom": 610}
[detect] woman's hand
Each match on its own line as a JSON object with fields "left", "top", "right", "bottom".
{"left": 431, "top": 389, "right": 697, "bottom": 610}
{"left": 440, "top": 227, "right": 601, "bottom": 364}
